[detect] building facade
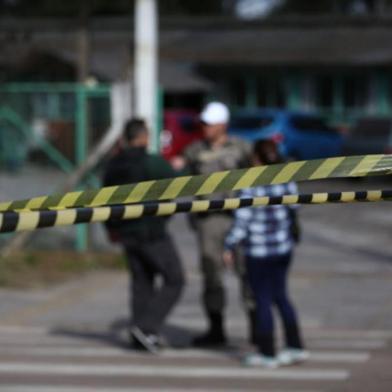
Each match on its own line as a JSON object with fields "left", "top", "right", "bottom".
{"left": 1, "top": 15, "right": 392, "bottom": 127}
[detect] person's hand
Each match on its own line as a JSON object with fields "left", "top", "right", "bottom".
{"left": 170, "top": 156, "right": 186, "bottom": 171}
{"left": 222, "top": 250, "right": 234, "bottom": 269}
{"left": 289, "top": 209, "right": 301, "bottom": 243}
{"left": 292, "top": 221, "right": 301, "bottom": 243}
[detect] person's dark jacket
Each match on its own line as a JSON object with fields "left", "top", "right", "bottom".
{"left": 103, "top": 146, "right": 177, "bottom": 242}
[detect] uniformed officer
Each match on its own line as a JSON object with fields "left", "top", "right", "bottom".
{"left": 182, "top": 102, "right": 253, "bottom": 347}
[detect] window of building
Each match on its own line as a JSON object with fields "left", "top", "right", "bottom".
{"left": 230, "top": 115, "right": 275, "bottom": 130}
{"left": 315, "top": 76, "right": 334, "bottom": 109}
{"left": 290, "top": 115, "right": 337, "bottom": 133}
{"left": 256, "top": 77, "right": 285, "bottom": 108}
{"left": 343, "top": 75, "right": 370, "bottom": 109}
{"left": 256, "top": 79, "right": 269, "bottom": 107}
{"left": 229, "top": 77, "right": 246, "bottom": 107}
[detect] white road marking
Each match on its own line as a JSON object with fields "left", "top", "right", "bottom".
{"left": 0, "top": 334, "right": 386, "bottom": 349}
{"left": 0, "top": 362, "right": 349, "bottom": 380}
{"left": 310, "top": 340, "right": 385, "bottom": 350}
{"left": 306, "top": 351, "right": 370, "bottom": 362}
{"left": 1, "top": 325, "right": 391, "bottom": 337}
{"left": 0, "top": 386, "right": 323, "bottom": 392}
{"left": 167, "top": 317, "right": 322, "bottom": 329}
{"left": 0, "top": 325, "right": 390, "bottom": 338}
{"left": 0, "top": 326, "right": 48, "bottom": 335}
{"left": 304, "top": 330, "right": 392, "bottom": 339}
{"left": 0, "top": 346, "right": 370, "bottom": 363}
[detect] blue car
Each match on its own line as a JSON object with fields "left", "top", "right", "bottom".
{"left": 229, "top": 109, "right": 343, "bottom": 160}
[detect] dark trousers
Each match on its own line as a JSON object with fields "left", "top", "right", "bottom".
{"left": 124, "top": 235, "right": 184, "bottom": 335}
{"left": 195, "top": 214, "right": 233, "bottom": 314}
{"left": 196, "top": 214, "right": 255, "bottom": 313}
{"left": 246, "top": 252, "right": 304, "bottom": 356}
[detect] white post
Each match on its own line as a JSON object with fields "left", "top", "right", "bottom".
{"left": 134, "top": 0, "right": 158, "bottom": 152}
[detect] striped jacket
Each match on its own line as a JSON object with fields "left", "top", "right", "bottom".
{"left": 224, "top": 182, "right": 298, "bottom": 258}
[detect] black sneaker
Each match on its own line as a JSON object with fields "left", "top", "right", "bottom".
{"left": 192, "top": 330, "right": 228, "bottom": 347}
{"left": 130, "top": 327, "right": 160, "bottom": 354}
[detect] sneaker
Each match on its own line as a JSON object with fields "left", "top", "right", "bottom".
{"left": 192, "top": 330, "right": 227, "bottom": 347}
{"left": 153, "top": 334, "right": 169, "bottom": 349}
{"left": 130, "top": 327, "right": 160, "bottom": 354}
{"left": 278, "top": 348, "right": 310, "bottom": 365}
{"left": 242, "top": 353, "right": 279, "bottom": 368}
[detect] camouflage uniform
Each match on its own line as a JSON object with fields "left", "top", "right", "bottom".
{"left": 184, "top": 138, "right": 251, "bottom": 314}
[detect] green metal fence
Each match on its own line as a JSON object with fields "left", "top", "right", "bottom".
{"left": 0, "top": 82, "right": 111, "bottom": 251}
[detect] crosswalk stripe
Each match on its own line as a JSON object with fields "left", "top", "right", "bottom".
{"left": 0, "top": 386, "right": 323, "bottom": 392}
{"left": 0, "top": 362, "right": 350, "bottom": 380}
{"left": 0, "top": 337, "right": 384, "bottom": 350}
{"left": 310, "top": 340, "right": 385, "bottom": 350}
{"left": 305, "top": 352, "right": 370, "bottom": 362}
{"left": 0, "top": 325, "right": 390, "bottom": 338}
{"left": 0, "top": 346, "right": 370, "bottom": 363}
{"left": 0, "top": 326, "right": 48, "bottom": 335}
{"left": 304, "top": 330, "right": 392, "bottom": 339}
{"left": 166, "top": 317, "right": 322, "bottom": 329}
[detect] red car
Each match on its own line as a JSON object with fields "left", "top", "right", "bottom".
{"left": 160, "top": 109, "right": 203, "bottom": 161}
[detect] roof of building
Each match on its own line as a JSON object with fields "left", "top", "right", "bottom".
{"left": 158, "top": 16, "right": 392, "bottom": 66}
{"left": 1, "top": 16, "right": 392, "bottom": 84}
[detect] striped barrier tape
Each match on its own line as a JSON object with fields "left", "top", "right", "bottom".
{"left": 1, "top": 154, "right": 392, "bottom": 212}
{"left": 1, "top": 189, "right": 391, "bottom": 233}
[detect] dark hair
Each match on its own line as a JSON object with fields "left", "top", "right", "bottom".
{"left": 253, "top": 139, "right": 282, "bottom": 165}
{"left": 123, "top": 118, "right": 147, "bottom": 142}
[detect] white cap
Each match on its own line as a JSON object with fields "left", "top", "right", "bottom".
{"left": 200, "top": 102, "right": 230, "bottom": 125}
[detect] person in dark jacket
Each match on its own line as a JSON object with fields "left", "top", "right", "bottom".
{"left": 103, "top": 119, "right": 184, "bottom": 353}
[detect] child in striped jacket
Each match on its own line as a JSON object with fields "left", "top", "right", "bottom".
{"left": 223, "top": 140, "right": 308, "bottom": 368}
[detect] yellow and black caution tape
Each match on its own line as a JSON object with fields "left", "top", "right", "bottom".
{"left": 1, "top": 154, "right": 392, "bottom": 212}
{"left": 1, "top": 190, "right": 391, "bottom": 234}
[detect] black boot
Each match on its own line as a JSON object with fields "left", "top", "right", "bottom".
{"left": 284, "top": 323, "right": 304, "bottom": 349}
{"left": 192, "top": 311, "right": 227, "bottom": 347}
{"left": 247, "top": 309, "right": 258, "bottom": 345}
{"left": 256, "top": 333, "right": 275, "bottom": 357}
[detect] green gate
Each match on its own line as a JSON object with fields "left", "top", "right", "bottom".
{"left": 0, "top": 82, "right": 111, "bottom": 251}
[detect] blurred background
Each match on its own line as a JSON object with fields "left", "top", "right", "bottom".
{"left": 0, "top": 0, "right": 391, "bottom": 248}
{"left": 0, "top": 2, "right": 391, "bottom": 391}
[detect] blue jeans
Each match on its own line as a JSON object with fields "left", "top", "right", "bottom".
{"left": 246, "top": 252, "right": 303, "bottom": 356}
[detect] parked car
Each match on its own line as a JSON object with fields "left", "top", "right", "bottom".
{"left": 160, "top": 109, "right": 203, "bottom": 161}
{"left": 229, "top": 109, "right": 343, "bottom": 160}
{"left": 343, "top": 117, "right": 392, "bottom": 155}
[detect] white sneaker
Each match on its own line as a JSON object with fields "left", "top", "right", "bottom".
{"left": 278, "top": 348, "right": 310, "bottom": 365}
{"left": 130, "top": 327, "right": 160, "bottom": 354}
{"left": 242, "top": 353, "right": 279, "bottom": 368}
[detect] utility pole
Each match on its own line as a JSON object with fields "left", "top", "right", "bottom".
{"left": 75, "top": 1, "right": 91, "bottom": 251}
{"left": 134, "top": 0, "right": 159, "bottom": 152}
{"left": 76, "top": 1, "right": 90, "bottom": 83}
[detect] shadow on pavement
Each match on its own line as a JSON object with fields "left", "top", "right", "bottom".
{"left": 49, "top": 317, "right": 200, "bottom": 350}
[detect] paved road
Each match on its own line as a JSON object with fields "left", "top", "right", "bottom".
{"left": 0, "top": 169, "right": 391, "bottom": 390}
{"left": 0, "top": 324, "right": 390, "bottom": 391}
{"left": 0, "top": 235, "right": 391, "bottom": 391}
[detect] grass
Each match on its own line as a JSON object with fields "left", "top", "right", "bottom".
{"left": 0, "top": 250, "right": 126, "bottom": 289}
